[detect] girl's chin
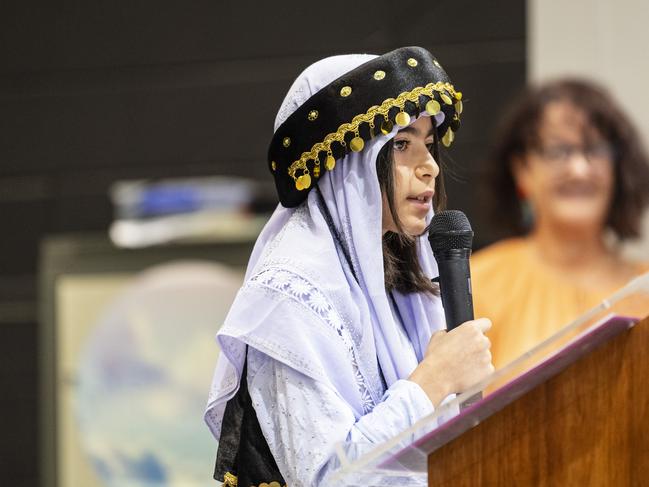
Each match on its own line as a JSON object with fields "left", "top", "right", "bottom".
{"left": 402, "top": 219, "right": 427, "bottom": 237}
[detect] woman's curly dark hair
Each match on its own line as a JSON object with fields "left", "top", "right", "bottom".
{"left": 484, "top": 79, "right": 649, "bottom": 239}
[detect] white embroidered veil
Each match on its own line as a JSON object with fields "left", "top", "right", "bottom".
{"left": 205, "top": 53, "right": 447, "bottom": 438}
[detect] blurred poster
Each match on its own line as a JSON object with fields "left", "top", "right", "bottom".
{"left": 55, "top": 261, "right": 242, "bottom": 486}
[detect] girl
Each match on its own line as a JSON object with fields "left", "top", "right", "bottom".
{"left": 205, "top": 47, "right": 493, "bottom": 487}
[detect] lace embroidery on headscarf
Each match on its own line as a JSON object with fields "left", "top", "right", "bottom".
{"left": 247, "top": 267, "right": 375, "bottom": 413}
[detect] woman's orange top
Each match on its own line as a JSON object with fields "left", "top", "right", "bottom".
{"left": 471, "top": 238, "right": 649, "bottom": 369}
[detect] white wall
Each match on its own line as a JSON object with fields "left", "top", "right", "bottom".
{"left": 528, "top": 0, "right": 649, "bottom": 260}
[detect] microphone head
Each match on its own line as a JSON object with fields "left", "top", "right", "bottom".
{"left": 428, "top": 210, "right": 474, "bottom": 253}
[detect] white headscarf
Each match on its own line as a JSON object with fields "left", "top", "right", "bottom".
{"left": 205, "top": 54, "right": 446, "bottom": 438}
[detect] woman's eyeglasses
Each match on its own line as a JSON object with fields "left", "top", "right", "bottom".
{"left": 532, "top": 142, "right": 614, "bottom": 168}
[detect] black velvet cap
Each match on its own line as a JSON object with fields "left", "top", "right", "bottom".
{"left": 268, "top": 46, "right": 463, "bottom": 208}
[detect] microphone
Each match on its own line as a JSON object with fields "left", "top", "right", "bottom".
{"left": 429, "top": 210, "right": 482, "bottom": 407}
{"left": 428, "top": 210, "right": 475, "bottom": 331}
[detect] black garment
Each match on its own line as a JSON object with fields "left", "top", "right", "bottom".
{"left": 213, "top": 356, "right": 286, "bottom": 486}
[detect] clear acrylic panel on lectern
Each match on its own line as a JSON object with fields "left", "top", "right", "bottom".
{"left": 330, "top": 272, "right": 649, "bottom": 486}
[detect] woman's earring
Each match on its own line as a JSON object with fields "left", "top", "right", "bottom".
{"left": 516, "top": 185, "right": 534, "bottom": 230}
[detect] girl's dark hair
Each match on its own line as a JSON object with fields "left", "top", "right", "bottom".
{"left": 377, "top": 128, "right": 446, "bottom": 294}
{"left": 485, "top": 78, "right": 649, "bottom": 239}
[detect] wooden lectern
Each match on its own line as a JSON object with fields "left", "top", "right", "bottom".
{"left": 427, "top": 315, "right": 649, "bottom": 486}
{"left": 332, "top": 278, "right": 649, "bottom": 486}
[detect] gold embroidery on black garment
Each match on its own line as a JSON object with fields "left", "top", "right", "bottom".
{"left": 222, "top": 472, "right": 290, "bottom": 487}
{"left": 287, "top": 81, "right": 462, "bottom": 190}
{"left": 223, "top": 471, "right": 238, "bottom": 486}
{"left": 222, "top": 472, "right": 289, "bottom": 487}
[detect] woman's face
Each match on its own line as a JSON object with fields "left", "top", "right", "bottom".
{"left": 514, "top": 101, "right": 614, "bottom": 233}
{"left": 382, "top": 115, "right": 440, "bottom": 236}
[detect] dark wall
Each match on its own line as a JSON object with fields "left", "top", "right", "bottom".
{"left": 0, "top": 1, "right": 525, "bottom": 485}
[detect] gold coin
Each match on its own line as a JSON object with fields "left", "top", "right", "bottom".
{"left": 407, "top": 58, "right": 418, "bottom": 67}
{"left": 455, "top": 100, "right": 463, "bottom": 115}
{"left": 269, "top": 482, "right": 281, "bottom": 487}
{"left": 340, "top": 86, "right": 352, "bottom": 97}
{"left": 373, "top": 70, "right": 385, "bottom": 80}
{"left": 455, "top": 91, "right": 463, "bottom": 100}
{"left": 350, "top": 136, "right": 364, "bottom": 152}
{"left": 440, "top": 93, "right": 453, "bottom": 105}
{"left": 442, "top": 128, "right": 454, "bottom": 147}
{"left": 325, "top": 155, "right": 336, "bottom": 171}
{"left": 395, "top": 111, "right": 410, "bottom": 127}
{"left": 295, "top": 176, "right": 304, "bottom": 191}
{"left": 425, "top": 99, "right": 441, "bottom": 115}
{"left": 380, "top": 119, "right": 393, "bottom": 135}
{"left": 302, "top": 173, "right": 311, "bottom": 189}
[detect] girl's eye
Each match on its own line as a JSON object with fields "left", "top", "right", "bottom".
{"left": 426, "top": 142, "right": 435, "bottom": 151}
{"left": 393, "top": 139, "right": 409, "bottom": 151}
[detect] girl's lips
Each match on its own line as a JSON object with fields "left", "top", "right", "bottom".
{"left": 410, "top": 190, "right": 434, "bottom": 201}
{"left": 406, "top": 197, "right": 432, "bottom": 211}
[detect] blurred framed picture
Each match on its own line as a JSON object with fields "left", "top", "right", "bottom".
{"left": 40, "top": 234, "right": 254, "bottom": 487}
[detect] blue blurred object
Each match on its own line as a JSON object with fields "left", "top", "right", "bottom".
{"left": 111, "top": 177, "right": 256, "bottom": 219}
{"left": 138, "top": 186, "right": 201, "bottom": 216}
{"left": 108, "top": 176, "right": 273, "bottom": 248}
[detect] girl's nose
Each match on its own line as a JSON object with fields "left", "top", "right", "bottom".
{"left": 418, "top": 151, "right": 440, "bottom": 179}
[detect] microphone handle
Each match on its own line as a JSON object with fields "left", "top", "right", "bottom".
{"left": 435, "top": 249, "right": 474, "bottom": 330}
{"left": 435, "top": 248, "right": 482, "bottom": 408}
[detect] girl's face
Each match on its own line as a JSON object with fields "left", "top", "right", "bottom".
{"left": 382, "top": 115, "right": 440, "bottom": 236}
{"left": 513, "top": 101, "right": 614, "bottom": 233}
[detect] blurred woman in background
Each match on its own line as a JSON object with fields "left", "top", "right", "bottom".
{"left": 472, "top": 79, "right": 649, "bottom": 369}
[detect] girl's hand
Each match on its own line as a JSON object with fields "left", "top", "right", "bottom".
{"left": 409, "top": 318, "right": 494, "bottom": 407}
